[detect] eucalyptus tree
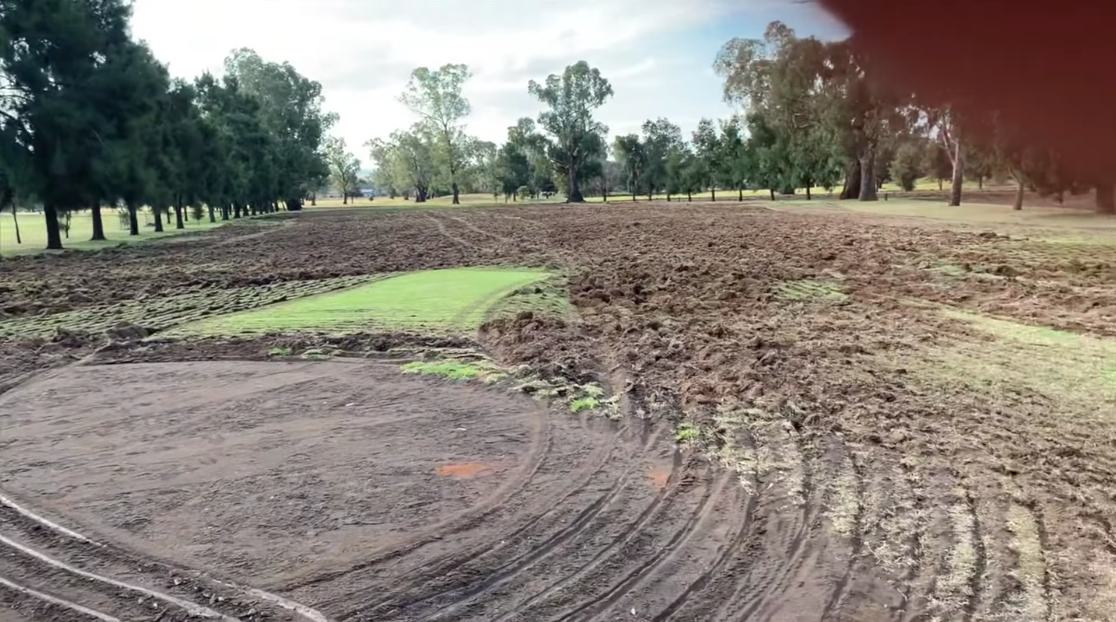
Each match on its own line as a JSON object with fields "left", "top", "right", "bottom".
{"left": 528, "top": 61, "right": 613, "bottom": 203}
{"left": 399, "top": 64, "right": 472, "bottom": 204}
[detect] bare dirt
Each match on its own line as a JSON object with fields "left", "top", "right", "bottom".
{"left": 2, "top": 203, "right": 1116, "bottom": 621}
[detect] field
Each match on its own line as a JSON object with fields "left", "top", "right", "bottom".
{"left": 0, "top": 209, "right": 227, "bottom": 257}
{"left": 1, "top": 199, "right": 1115, "bottom": 622}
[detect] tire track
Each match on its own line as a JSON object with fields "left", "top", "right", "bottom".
{"left": 0, "top": 531, "right": 236, "bottom": 621}
{"left": 407, "top": 452, "right": 683, "bottom": 621}
{"left": 547, "top": 465, "right": 728, "bottom": 622}
{"left": 0, "top": 493, "right": 327, "bottom": 622}
{"left": 283, "top": 396, "right": 554, "bottom": 592}
{"left": 341, "top": 420, "right": 668, "bottom": 620}
{"left": 0, "top": 576, "right": 119, "bottom": 622}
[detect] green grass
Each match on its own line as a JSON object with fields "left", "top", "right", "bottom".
{"left": 774, "top": 198, "right": 1114, "bottom": 235}
{"left": 773, "top": 277, "right": 848, "bottom": 302}
{"left": 401, "top": 359, "right": 493, "bottom": 381}
{"left": 894, "top": 309, "right": 1116, "bottom": 415}
{"left": 184, "top": 268, "right": 551, "bottom": 336}
{"left": 675, "top": 422, "right": 701, "bottom": 443}
{"left": 0, "top": 209, "right": 227, "bottom": 257}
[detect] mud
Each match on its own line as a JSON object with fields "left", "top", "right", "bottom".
{"left": 2, "top": 203, "right": 1115, "bottom": 620}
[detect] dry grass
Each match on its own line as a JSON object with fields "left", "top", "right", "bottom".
{"left": 892, "top": 309, "right": 1116, "bottom": 417}
{"left": 1004, "top": 504, "right": 1050, "bottom": 622}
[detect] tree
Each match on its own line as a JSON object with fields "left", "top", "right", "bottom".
{"left": 367, "top": 126, "right": 436, "bottom": 202}
{"left": 0, "top": 0, "right": 136, "bottom": 249}
{"left": 692, "top": 119, "right": 725, "bottom": 200}
{"left": 640, "top": 118, "right": 683, "bottom": 200}
{"left": 612, "top": 134, "right": 646, "bottom": 201}
{"left": 399, "top": 64, "right": 472, "bottom": 205}
{"left": 324, "top": 136, "right": 361, "bottom": 203}
{"left": 224, "top": 48, "right": 335, "bottom": 211}
{"left": 890, "top": 140, "right": 925, "bottom": 191}
{"left": 528, "top": 61, "right": 614, "bottom": 203}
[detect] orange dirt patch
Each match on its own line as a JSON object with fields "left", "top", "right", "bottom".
{"left": 648, "top": 467, "right": 671, "bottom": 489}
{"left": 436, "top": 462, "right": 493, "bottom": 478}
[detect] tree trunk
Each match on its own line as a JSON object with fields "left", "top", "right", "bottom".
{"left": 978, "top": 175, "right": 984, "bottom": 190}
{"left": 234, "top": 203, "right": 242, "bottom": 219}
{"left": 806, "top": 185, "right": 812, "bottom": 200}
{"left": 711, "top": 187, "right": 716, "bottom": 201}
{"left": 310, "top": 193, "right": 316, "bottom": 206}
{"left": 687, "top": 192, "right": 692, "bottom": 202}
{"left": 127, "top": 203, "right": 140, "bottom": 235}
{"left": 738, "top": 188, "right": 743, "bottom": 201}
{"left": 647, "top": 189, "right": 653, "bottom": 201}
{"left": 452, "top": 181, "right": 460, "bottom": 205}
{"left": 175, "top": 203, "right": 185, "bottom": 229}
{"left": 90, "top": 201, "right": 106, "bottom": 241}
{"left": 1013, "top": 171, "right": 1025, "bottom": 210}
{"left": 769, "top": 188, "right": 775, "bottom": 201}
{"left": 859, "top": 148, "right": 879, "bottom": 201}
{"left": 44, "top": 204, "right": 63, "bottom": 250}
{"left": 12, "top": 206, "right": 21, "bottom": 244}
{"left": 840, "top": 160, "right": 862, "bottom": 199}
{"left": 938, "top": 178, "right": 944, "bottom": 191}
{"left": 208, "top": 205, "right": 216, "bottom": 223}
{"left": 153, "top": 208, "right": 164, "bottom": 233}
{"left": 949, "top": 142, "right": 964, "bottom": 206}
{"left": 567, "top": 170, "right": 585, "bottom": 203}
{"left": 1095, "top": 181, "right": 1116, "bottom": 214}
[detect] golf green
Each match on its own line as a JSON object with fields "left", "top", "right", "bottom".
{"left": 185, "top": 267, "right": 549, "bottom": 335}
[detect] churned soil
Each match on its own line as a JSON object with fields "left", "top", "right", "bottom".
{"left": 2, "top": 202, "right": 1115, "bottom": 621}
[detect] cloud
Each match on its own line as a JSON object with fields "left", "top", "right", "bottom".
{"left": 131, "top": 0, "right": 781, "bottom": 151}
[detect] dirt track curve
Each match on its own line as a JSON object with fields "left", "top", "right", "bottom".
{"left": 0, "top": 359, "right": 866, "bottom": 622}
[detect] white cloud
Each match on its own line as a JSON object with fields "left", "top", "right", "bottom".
{"left": 131, "top": 0, "right": 754, "bottom": 157}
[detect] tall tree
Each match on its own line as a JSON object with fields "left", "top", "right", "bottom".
{"left": 399, "top": 64, "right": 472, "bottom": 205}
{"left": 324, "top": 136, "right": 361, "bottom": 204}
{"left": 640, "top": 118, "right": 683, "bottom": 200}
{"left": 528, "top": 61, "right": 613, "bottom": 203}
{"left": 692, "top": 119, "right": 725, "bottom": 201}
{"left": 367, "top": 126, "right": 436, "bottom": 202}
{"left": 0, "top": 0, "right": 135, "bottom": 249}
{"left": 224, "top": 48, "right": 335, "bottom": 211}
{"left": 612, "top": 134, "right": 646, "bottom": 201}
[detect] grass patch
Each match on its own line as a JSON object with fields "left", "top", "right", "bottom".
{"left": 485, "top": 276, "right": 575, "bottom": 323}
{"left": 773, "top": 277, "right": 848, "bottom": 302}
{"left": 401, "top": 359, "right": 490, "bottom": 381}
{"left": 569, "top": 396, "right": 600, "bottom": 413}
{"left": 184, "top": 268, "right": 550, "bottom": 336}
{"left": 674, "top": 422, "right": 701, "bottom": 443}
{"left": 890, "top": 308, "right": 1116, "bottom": 415}
{"left": 267, "top": 346, "right": 292, "bottom": 357}
{"left": 0, "top": 209, "right": 230, "bottom": 257}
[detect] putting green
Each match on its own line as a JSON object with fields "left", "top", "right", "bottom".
{"left": 185, "top": 267, "right": 550, "bottom": 335}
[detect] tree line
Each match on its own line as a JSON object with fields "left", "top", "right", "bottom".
{"left": 369, "top": 21, "right": 1116, "bottom": 214}
{"left": 0, "top": 0, "right": 337, "bottom": 253}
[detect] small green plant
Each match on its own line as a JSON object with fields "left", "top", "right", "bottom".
{"left": 569, "top": 396, "right": 601, "bottom": 413}
{"left": 675, "top": 422, "right": 701, "bottom": 443}
{"left": 267, "top": 346, "right": 292, "bottom": 357}
{"left": 401, "top": 359, "right": 493, "bottom": 381}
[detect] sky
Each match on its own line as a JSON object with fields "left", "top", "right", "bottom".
{"left": 131, "top": 0, "right": 846, "bottom": 161}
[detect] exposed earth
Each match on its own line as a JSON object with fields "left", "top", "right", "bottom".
{"left": 1, "top": 202, "right": 1115, "bottom": 622}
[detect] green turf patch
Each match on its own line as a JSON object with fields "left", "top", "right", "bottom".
{"left": 892, "top": 309, "right": 1116, "bottom": 415}
{"left": 773, "top": 277, "right": 848, "bottom": 302}
{"left": 184, "top": 268, "right": 550, "bottom": 336}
